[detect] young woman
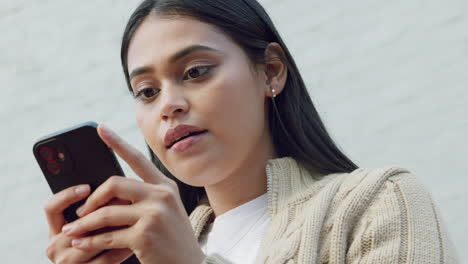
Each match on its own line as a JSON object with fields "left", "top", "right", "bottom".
{"left": 44, "top": 0, "right": 457, "bottom": 263}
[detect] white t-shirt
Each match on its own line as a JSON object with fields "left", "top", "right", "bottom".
{"left": 199, "top": 193, "right": 271, "bottom": 264}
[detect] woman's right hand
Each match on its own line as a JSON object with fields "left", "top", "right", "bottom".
{"left": 44, "top": 184, "right": 132, "bottom": 263}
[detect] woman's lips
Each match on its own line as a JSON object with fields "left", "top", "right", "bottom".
{"left": 169, "top": 131, "right": 208, "bottom": 153}
{"left": 164, "top": 124, "right": 207, "bottom": 148}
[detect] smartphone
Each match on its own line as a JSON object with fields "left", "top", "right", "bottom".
{"left": 33, "top": 121, "right": 140, "bottom": 264}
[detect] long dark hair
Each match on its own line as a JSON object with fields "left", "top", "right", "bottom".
{"left": 121, "top": 0, "right": 358, "bottom": 214}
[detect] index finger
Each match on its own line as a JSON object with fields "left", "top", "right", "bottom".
{"left": 97, "top": 124, "right": 168, "bottom": 185}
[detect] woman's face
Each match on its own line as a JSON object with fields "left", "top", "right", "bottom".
{"left": 127, "top": 15, "right": 273, "bottom": 187}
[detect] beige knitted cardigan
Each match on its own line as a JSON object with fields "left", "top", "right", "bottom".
{"left": 189, "top": 157, "right": 457, "bottom": 264}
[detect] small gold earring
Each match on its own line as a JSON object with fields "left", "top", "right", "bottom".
{"left": 271, "top": 88, "right": 277, "bottom": 98}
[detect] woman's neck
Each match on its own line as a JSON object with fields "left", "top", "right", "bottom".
{"left": 204, "top": 165, "right": 268, "bottom": 217}
{"left": 204, "top": 143, "right": 277, "bottom": 217}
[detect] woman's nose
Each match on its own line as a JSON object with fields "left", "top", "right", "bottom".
{"left": 159, "top": 85, "right": 189, "bottom": 121}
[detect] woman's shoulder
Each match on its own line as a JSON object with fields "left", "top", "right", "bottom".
{"left": 327, "top": 167, "right": 458, "bottom": 263}
{"left": 274, "top": 158, "right": 424, "bottom": 210}
{"left": 290, "top": 161, "right": 440, "bottom": 226}
{"left": 320, "top": 165, "right": 429, "bottom": 215}
{"left": 310, "top": 165, "right": 423, "bottom": 202}
{"left": 288, "top": 159, "right": 416, "bottom": 202}
{"left": 296, "top": 165, "right": 458, "bottom": 263}
{"left": 308, "top": 165, "right": 433, "bottom": 215}
{"left": 334, "top": 165, "right": 417, "bottom": 199}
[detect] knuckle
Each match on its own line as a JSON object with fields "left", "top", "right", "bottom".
{"left": 152, "top": 184, "right": 177, "bottom": 200}
{"left": 46, "top": 235, "right": 68, "bottom": 261}
{"left": 73, "top": 220, "right": 85, "bottom": 233}
{"left": 144, "top": 208, "right": 164, "bottom": 230}
{"left": 56, "top": 255, "right": 70, "bottom": 264}
{"left": 45, "top": 244, "right": 55, "bottom": 260}
{"left": 107, "top": 175, "right": 122, "bottom": 187}
{"left": 47, "top": 235, "right": 60, "bottom": 249}
{"left": 134, "top": 226, "right": 154, "bottom": 247}
{"left": 43, "top": 197, "right": 60, "bottom": 214}
{"left": 99, "top": 207, "right": 112, "bottom": 225}
{"left": 54, "top": 253, "right": 68, "bottom": 264}
{"left": 159, "top": 188, "right": 176, "bottom": 204}
{"left": 161, "top": 185, "right": 181, "bottom": 206}
{"left": 147, "top": 209, "right": 161, "bottom": 222}
{"left": 103, "top": 176, "right": 121, "bottom": 195}
{"left": 43, "top": 200, "right": 54, "bottom": 214}
{"left": 101, "top": 232, "right": 114, "bottom": 247}
{"left": 167, "top": 180, "right": 179, "bottom": 191}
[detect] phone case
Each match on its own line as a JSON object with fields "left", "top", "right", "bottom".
{"left": 33, "top": 121, "right": 140, "bottom": 264}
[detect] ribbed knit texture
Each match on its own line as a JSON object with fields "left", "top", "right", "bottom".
{"left": 189, "top": 157, "right": 458, "bottom": 264}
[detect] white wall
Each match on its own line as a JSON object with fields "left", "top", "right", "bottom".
{"left": 1, "top": 0, "right": 465, "bottom": 262}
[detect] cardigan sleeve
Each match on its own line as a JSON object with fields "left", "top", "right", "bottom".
{"left": 346, "top": 172, "right": 458, "bottom": 263}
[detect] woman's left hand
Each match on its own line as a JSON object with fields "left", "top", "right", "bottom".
{"left": 61, "top": 124, "right": 206, "bottom": 264}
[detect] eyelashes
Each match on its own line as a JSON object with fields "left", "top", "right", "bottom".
{"left": 183, "top": 65, "right": 211, "bottom": 81}
{"left": 134, "top": 87, "right": 160, "bottom": 101}
{"left": 133, "top": 65, "right": 214, "bottom": 102}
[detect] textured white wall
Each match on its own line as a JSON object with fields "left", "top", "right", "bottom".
{"left": 1, "top": 0, "right": 466, "bottom": 262}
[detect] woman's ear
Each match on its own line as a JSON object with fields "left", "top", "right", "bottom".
{"left": 263, "top": 42, "right": 288, "bottom": 98}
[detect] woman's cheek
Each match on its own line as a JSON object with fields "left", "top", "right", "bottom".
{"left": 135, "top": 105, "right": 159, "bottom": 151}
{"left": 135, "top": 106, "right": 147, "bottom": 136}
{"left": 209, "top": 85, "right": 255, "bottom": 155}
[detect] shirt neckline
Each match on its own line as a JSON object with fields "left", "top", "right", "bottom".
{"left": 201, "top": 193, "right": 270, "bottom": 255}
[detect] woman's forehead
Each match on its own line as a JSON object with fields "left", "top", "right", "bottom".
{"left": 127, "top": 15, "right": 233, "bottom": 70}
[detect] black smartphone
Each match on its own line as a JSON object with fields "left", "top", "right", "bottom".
{"left": 33, "top": 121, "right": 140, "bottom": 264}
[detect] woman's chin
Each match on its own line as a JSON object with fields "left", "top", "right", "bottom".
{"left": 170, "top": 159, "right": 226, "bottom": 187}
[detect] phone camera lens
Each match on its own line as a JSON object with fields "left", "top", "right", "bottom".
{"left": 40, "top": 147, "right": 54, "bottom": 161}
{"left": 57, "top": 152, "right": 65, "bottom": 161}
{"left": 47, "top": 160, "right": 61, "bottom": 175}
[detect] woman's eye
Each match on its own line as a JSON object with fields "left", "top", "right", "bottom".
{"left": 183, "top": 66, "right": 211, "bottom": 81}
{"left": 134, "top": 87, "right": 160, "bottom": 101}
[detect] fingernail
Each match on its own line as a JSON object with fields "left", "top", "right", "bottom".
{"left": 62, "top": 224, "right": 73, "bottom": 234}
{"left": 72, "top": 238, "right": 83, "bottom": 248}
{"left": 100, "top": 124, "right": 114, "bottom": 138}
{"left": 75, "top": 185, "right": 90, "bottom": 196}
{"left": 76, "top": 205, "right": 85, "bottom": 216}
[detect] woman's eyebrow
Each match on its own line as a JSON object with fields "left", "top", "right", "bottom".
{"left": 129, "top": 45, "right": 220, "bottom": 81}
{"left": 130, "top": 66, "right": 154, "bottom": 81}
{"left": 169, "top": 44, "right": 221, "bottom": 63}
